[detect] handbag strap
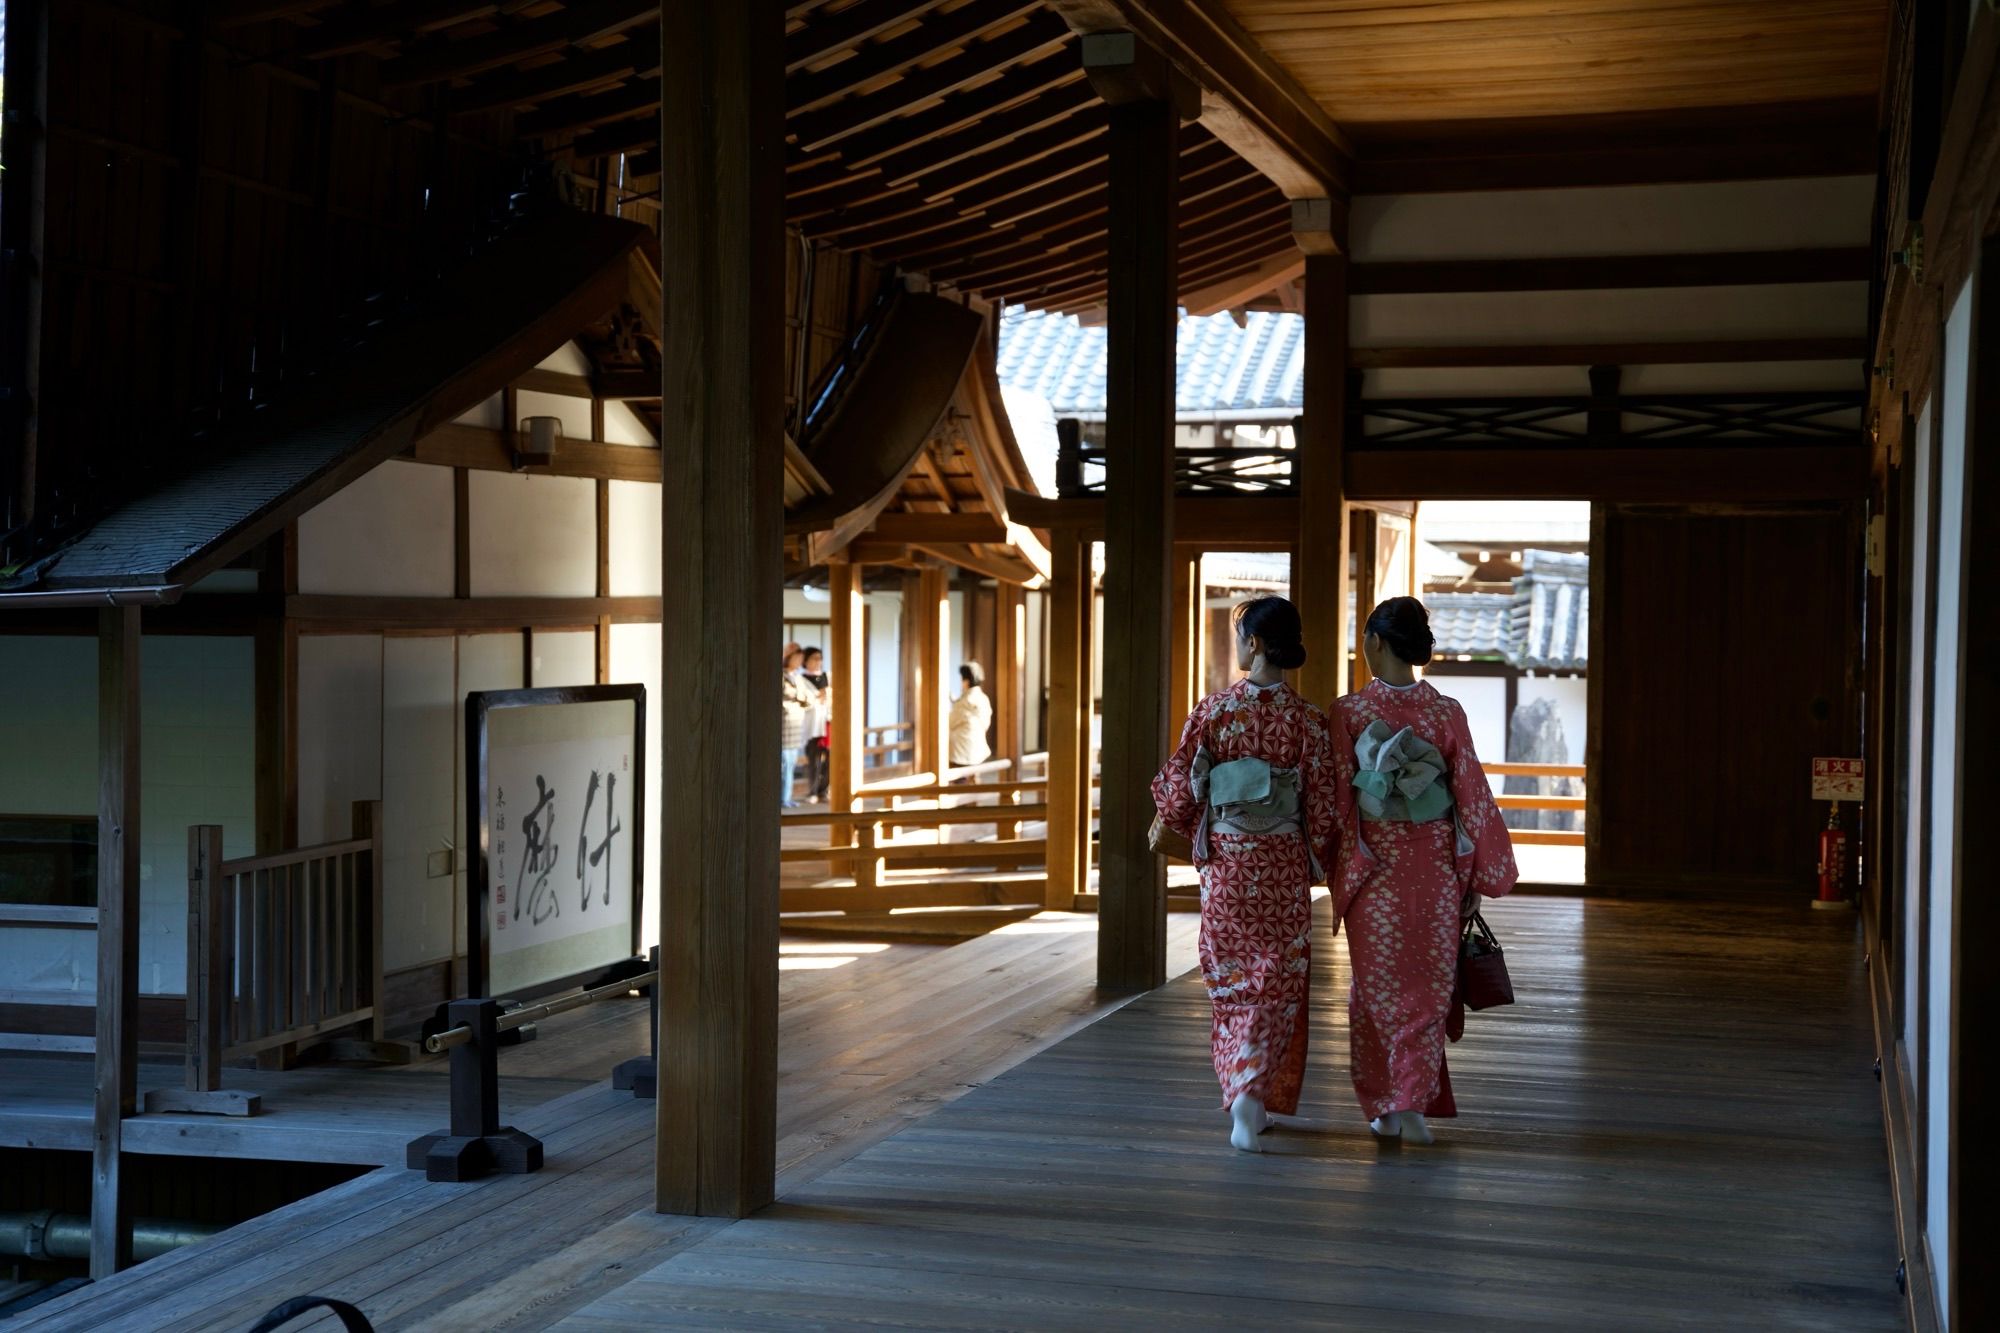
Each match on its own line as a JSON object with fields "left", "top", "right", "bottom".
{"left": 1461, "top": 908, "right": 1500, "bottom": 951}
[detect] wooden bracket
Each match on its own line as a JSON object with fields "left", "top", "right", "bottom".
{"left": 1290, "top": 197, "right": 1348, "bottom": 256}
{"left": 1082, "top": 31, "right": 1200, "bottom": 118}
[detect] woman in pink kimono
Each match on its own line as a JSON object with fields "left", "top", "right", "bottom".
{"left": 1153, "top": 597, "right": 1339, "bottom": 1153}
{"left": 1330, "top": 597, "right": 1517, "bottom": 1145}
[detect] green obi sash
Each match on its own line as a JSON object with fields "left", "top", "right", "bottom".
{"left": 1351, "top": 720, "right": 1454, "bottom": 823}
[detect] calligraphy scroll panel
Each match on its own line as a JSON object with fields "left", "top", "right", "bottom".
{"left": 486, "top": 697, "right": 636, "bottom": 998}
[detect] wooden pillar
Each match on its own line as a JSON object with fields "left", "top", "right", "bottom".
{"left": 1169, "top": 550, "right": 1195, "bottom": 722}
{"left": 917, "top": 565, "right": 949, "bottom": 774}
{"left": 1045, "top": 531, "right": 1089, "bottom": 910}
{"left": 1350, "top": 508, "right": 1379, "bottom": 693}
{"left": 656, "top": 1, "right": 781, "bottom": 1220}
{"left": 995, "top": 582, "right": 1025, "bottom": 768}
{"left": 829, "top": 560, "right": 865, "bottom": 827}
{"left": 1293, "top": 205, "right": 1351, "bottom": 710}
{"left": 0, "top": 0, "right": 48, "bottom": 542}
{"left": 1088, "top": 32, "right": 1188, "bottom": 992}
{"left": 91, "top": 604, "right": 140, "bottom": 1278}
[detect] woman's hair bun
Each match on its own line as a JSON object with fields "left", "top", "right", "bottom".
{"left": 1234, "top": 596, "right": 1308, "bottom": 670}
{"left": 1365, "top": 596, "right": 1435, "bottom": 666}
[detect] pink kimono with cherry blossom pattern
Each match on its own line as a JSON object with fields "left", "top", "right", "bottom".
{"left": 1330, "top": 678, "right": 1517, "bottom": 1120}
{"left": 1152, "top": 679, "right": 1339, "bottom": 1116}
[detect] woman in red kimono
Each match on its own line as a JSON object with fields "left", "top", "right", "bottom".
{"left": 1330, "top": 596, "right": 1517, "bottom": 1145}
{"left": 1153, "top": 597, "right": 1339, "bottom": 1152}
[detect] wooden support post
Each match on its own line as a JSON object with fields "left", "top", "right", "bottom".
{"left": 187, "top": 826, "right": 225, "bottom": 1094}
{"left": 917, "top": 565, "right": 949, "bottom": 775}
{"left": 1169, "top": 549, "right": 1202, "bottom": 720}
{"left": 0, "top": 0, "right": 48, "bottom": 543}
{"left": 898, "top": 570, "right": 924, "bottom": 772}
{"left": 829, "top": 560, "right": 865, "bottom": 838}
{"left": 1045, "top": 531, "right": 1088, "bottom": 910}
{"left": 92, "top": 604, "right": 140, "bottom": 1279}
{"left": 353, "top": 800, "right": 387, "bottom": 1043}
{"left": 995, "top": 582, "right": 1025, "bottom": 769}
{"left": 1295, "top": 229, "right": 1351, "bottom": 710}
{"left": 656, "top": 0, "right": 782, "bottom": 1220}
{"left": 1092, "top": 42, "right": 1180, "bottom": 992}
{"left": 1350, "top": 508, "right": 1379, "bottom": 693}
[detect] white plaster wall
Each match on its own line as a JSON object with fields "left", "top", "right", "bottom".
{"left": 607, "top": 624, "right": 663, "bottom": 954}
{"left": 454, "top": 634, "right": 527, "bottom": 961}
{"left": 297, "top": 635, "right": 384, "bottom": 844}
{"left": 467, "top": 471, "right": 597, "bottom": 597}
{"left": 297, "top": 460, "right": 455, "bottom": 597}
{"left": 532, "top": 630, "right": 597, "bottom": 687}
{"left": 380, "top": 637, "right": 456, "bottom": 971}
{"left": 454, "top": 394, "right": 502, "bottom": 429}
{"left": 1425, "top": 671, "right": 1506, "bottom": 766}
{"left": 602, "top": 401, "right": 655, "bottom": 446}
{"left": 1926, "top": 282, "right": 1971, "bottom": 1318}
{"left": 1350, "top": 177, "right": 1873, "bottom": 261}
{"left": 865, "top": 591, "right": 902, "bottom": 728}
{"left": 608, "top": 480, "right": 662, "bottom": 596}
{"left": 1024, "top": 589, "right": 1045, "bottom": 752}
{"left": 538, "top": 342, "right": 592, "bottom": 376}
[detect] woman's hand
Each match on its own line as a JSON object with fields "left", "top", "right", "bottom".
{"left": 1459, "top": 887, "right": 1481, "bottom": 922}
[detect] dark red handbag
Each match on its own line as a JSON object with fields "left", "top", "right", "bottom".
{"left": 1456, "top": 908, "right": 1515, "bottom": 1011}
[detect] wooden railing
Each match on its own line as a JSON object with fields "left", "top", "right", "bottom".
{"left": 1487, "top": 762, "right": 1587, "bottom": 847}
{"left": 147, "top": 800, "right": 394, "bottom": 1116}
{"left": 0, "top": 901, "right": 100, "bottom": 1055}
{"left": 863, "top": 720, "right": 916, "bottom": 770}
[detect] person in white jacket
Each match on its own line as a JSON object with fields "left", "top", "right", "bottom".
{"left": 948, "top": 662, "right": 993, "bottom": 776}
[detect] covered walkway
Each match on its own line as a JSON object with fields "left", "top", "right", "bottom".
{"left": 564, "top": 896, "right": 1896, "bottom": 1330}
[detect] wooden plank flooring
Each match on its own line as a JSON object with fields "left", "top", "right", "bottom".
{"left": 554, "top": 896, "right": 1902, "bottom": 1331}
{"left": 12, "top": 912, "right": 1201, "bottom": 1331}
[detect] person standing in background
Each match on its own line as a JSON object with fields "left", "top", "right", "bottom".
{"left": 801, "top": 646, "right": 831, "bottom": 804}
{"left": 780, "top": 647, "right": 815, "bottom": 810}
{"left": 948, "top": 662, "right": 993, "bottom": 779}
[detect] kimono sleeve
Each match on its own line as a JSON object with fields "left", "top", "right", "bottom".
{"left": 1151, "top": 697, "right": 1210, "bottom": 839}
{"left": 1299, "top": 706, "right": 1342, "bottom": 881}
{"left": 1445, "top": 699, "right": 1519, "bottom": 898}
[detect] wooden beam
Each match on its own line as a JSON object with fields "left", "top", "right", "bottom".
{"left": 995, "top": 581, "right": 1025, "bottom": 768}
{"left": 656, "top": 0, "right": 781, "bottom": 1220}
{"left": 916, "top": 565, "right": 950, "bottom": 773}
{"left": 1343, "top": 444, "right": 1871, "bottom": 503}
{"left": 869, "top": 80, "right": 1098, "bottom": 185}
{"left": 92, "top": 604, "right": 141, "bottom": 1278}
{"left": 1348, "top": 338, "right": 1871, "bottom": 370}
{"left": 1006, "top": 488, "right": 1301, "bottom": 547}
{"left": 449, "top": 34, "right": 660, "bottom": 115}
{"left": 1095, "top": 70, "right": 1175, "bottom": 993}
{"left": 1182, "top": 251, "right": 1303, "bottom": 318}
{"left": 1, "top": 0, "right": 48, "bottom": 543}
{"left": 787, "top": 2, "right": 1041, "bottom": 116}
{"left": 383, "top": 0, "right": 656, "bottom": 89}
{"left": 1295, "top": 245, "right": 1349, "bottom": 709}
{"left": 829, "top": 559, "right": 866, "bottom": 840}
{"left": 1047, "top": 0, "right": 1349, "bottom": 196}
{"left": 410, "top": 422, "right": 662, "bottom": 482}
{"left": 519, "top": 77, "right": 662, "bottom": 138}
{"left": 1349, "top": 248, "right": 1872, "bottom": 296}
{"left": 868, "top": 511, "right": 1008, "bottom": 543}
{"left": 834, "top": 63, "right": 1088, "bottom": 170}
{"left": 296, "top": 2, "right": 508, "bottom": 61}
{"left": 785, "top": 0, "right": 938, "bottom": 74}
{"left": 793, "top": 15, "right": 1073, "bottom": 153}
{"left": 1045, "top": 529, "right": 1088, "bottom": 911}
{"left": 285, "top": 595, "right": 664, "bottom": 626}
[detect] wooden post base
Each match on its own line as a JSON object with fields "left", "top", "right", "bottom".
{"left": 612, "top": 1056, "right": 656, "bottom": 1099}
{"left": 404, "top": 1127, "right": 544, "bottom": 1182}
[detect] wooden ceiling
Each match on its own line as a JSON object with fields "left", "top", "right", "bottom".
{"left": 1214, "top": 0, "right": 1892, "bottom": 125}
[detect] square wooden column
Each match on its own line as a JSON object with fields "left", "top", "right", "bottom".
{"left": 829, "top": 559, "right": 866, "bottom": 827}
{"left": 1045, "top": 529, "right": 1089, "bottom": 910}
{"left": 915, "top": 565, "right": 950, "bottom": 775}
{"left": 1293, "top": 208, "right": 1351, "bottom": 710}
{"left": 1169, "top": 549, "right": 1203, "bottom": 720}
{"left": 91, "top": 604, "right": 140, "bottom": 1278}
{"left": 656, "top": 1, "right": 782, "bottom": 1220}
{"left": 995, "top": 581, "right": 1025, "bottom": 767}
{"left": 1090, "top": 34, "right": 1186, "bottom": 993}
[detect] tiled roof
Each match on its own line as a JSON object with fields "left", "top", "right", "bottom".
{"left": 1418, "top": 551, "right": 1589, "bottom": 670}
{"left": 1428, "top": 594, "right": 1512, "bottom": 659}
{"left": 996, "top": 307, "right": 1304, "bottom": 420}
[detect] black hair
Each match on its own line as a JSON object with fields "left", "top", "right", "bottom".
{"left": 960, "top": 661, "right": 984, "bottom": 687}
{"left": 1233, "top": 596, "right": 1307, "bottom": 671}
{"left": 1364, "top": 596, "right": 1435, "bottom": 666}
{"left": 801, "top": 645, "right": 823, "bottom": 664}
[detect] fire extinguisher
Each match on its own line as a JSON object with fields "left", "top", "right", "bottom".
{"left": 1814, "top": 803, "right": 1851, "bottom": 911}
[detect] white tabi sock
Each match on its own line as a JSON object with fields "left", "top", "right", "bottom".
{"left": 1398, "top": 1111, "right": 1435, "bottom": 1145}
{"left": 1229, "top": 1093, "right": 1266, "bottom": 1152}
{"left": 1369, "top": 1111, "right": 1402, "bottom": 1139}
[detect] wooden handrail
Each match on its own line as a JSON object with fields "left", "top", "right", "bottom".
{"left": 1486, "top": 762, "right": 1585, "bottom": 778}
{"left": 783, "top": 803, "right": 1050, "bottom": 829}
{"left": 1494, "top": 795, "right": 1587, "bottom": 811}
{"left": 0, "top": 904, "right": 98, "bottom": 927}
{"left": 218, "top": 837, "right": 372, "bottom": 878}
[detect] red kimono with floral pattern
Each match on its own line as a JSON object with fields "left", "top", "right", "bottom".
{"left": 1329, "top": 678, "right": 1517, "bottom": 1120}
{"left": 1153, "top": 679, "right": 1340, "bottom": 1115}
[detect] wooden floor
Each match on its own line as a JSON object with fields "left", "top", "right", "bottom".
{"left": 12, "top": 911, "right": 1201, "bottom": 1331}
{"left": 16, "top": 895, "right": 1903, "bottom": 1331}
